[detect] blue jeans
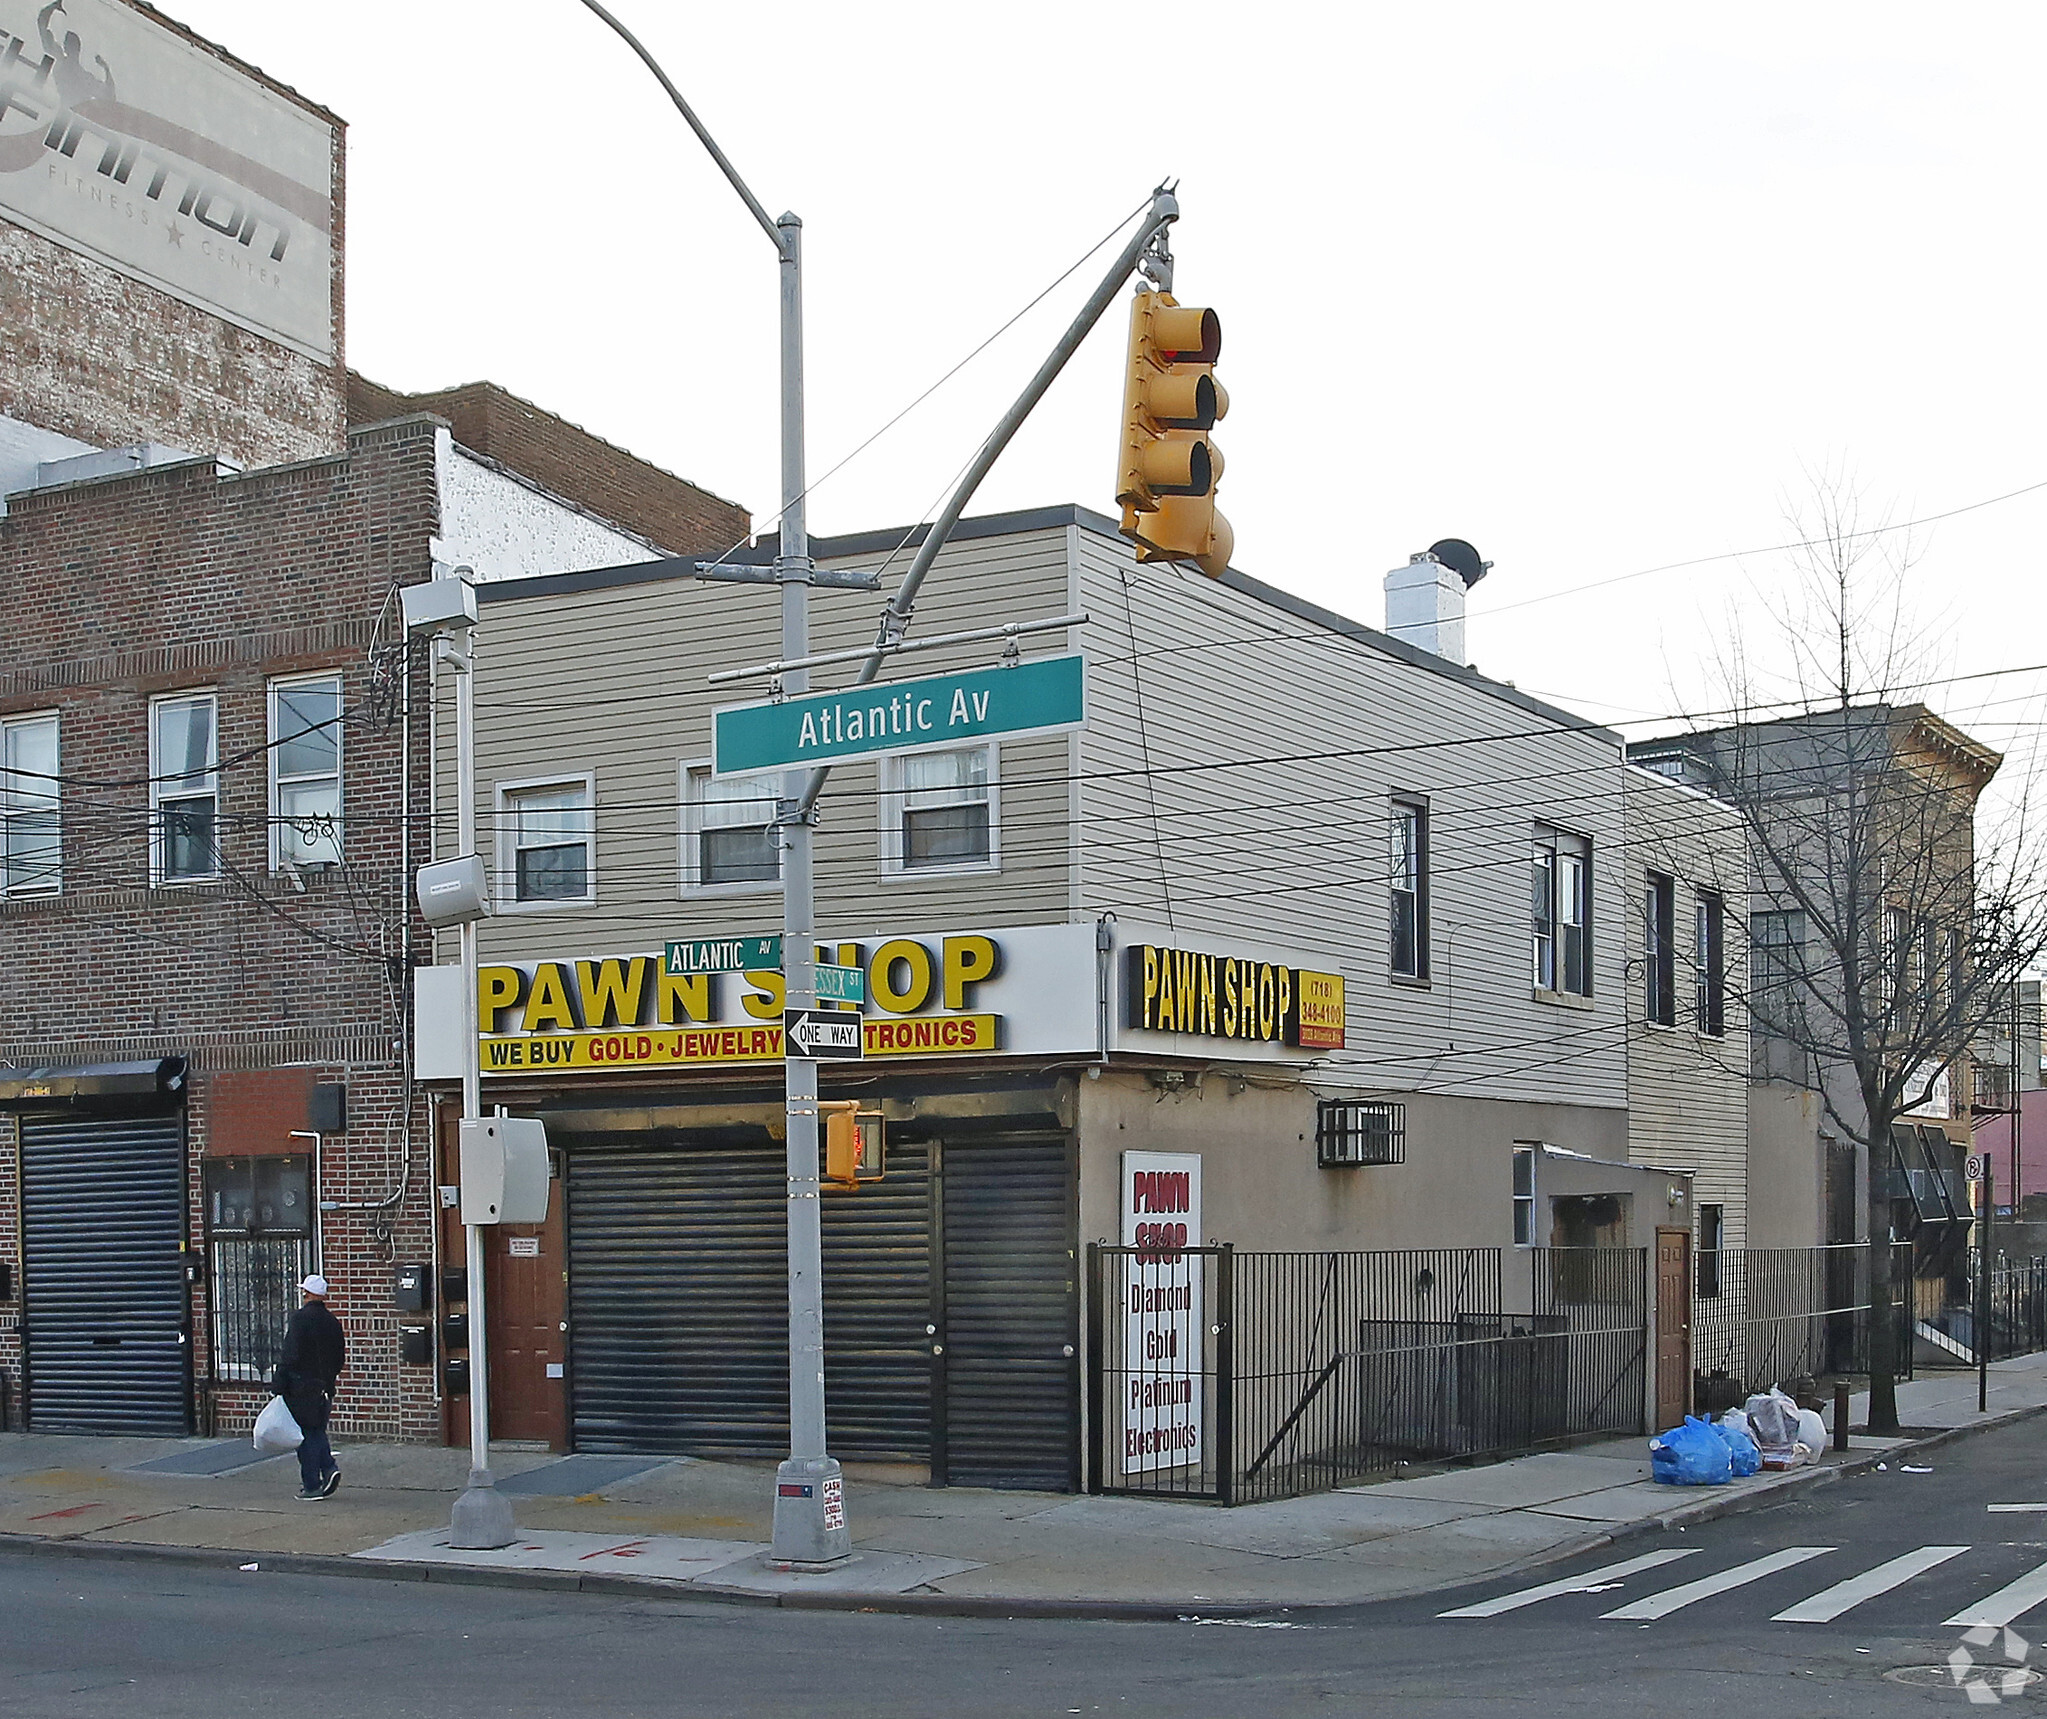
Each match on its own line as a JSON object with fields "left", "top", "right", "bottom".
{"left": 287, "top": 1389, "right": 336, "bottom": 1491}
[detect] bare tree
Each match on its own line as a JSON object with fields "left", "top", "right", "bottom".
{"left": 1649, "top": 476, "right": 2047, "bottom": 1433}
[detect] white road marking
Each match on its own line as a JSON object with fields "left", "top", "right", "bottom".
{"left": 1600, "top": 1547, "right": 1834, "bottom": 1621}
{"left": 1945, "top": 1558, "right": 2047, "bottom": 1628}
{"left": 1988, "top": 1504, "right": 2047, "bottom": 1513}
{"left": 1436, "top": 1550, "right": 1700, "bottom": 1619}
{"left": 1770, "top": 1546, "right": 1969, "bottom": 1622}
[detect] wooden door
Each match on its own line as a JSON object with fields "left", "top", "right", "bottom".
{"left": 484, "top": 1155, "right": 569, "bottom": 1450}
{"left": 1654, "top": 1226, "right": 1692, "bottom": 1429}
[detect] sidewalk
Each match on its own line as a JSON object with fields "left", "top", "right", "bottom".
{"left": 5, "top": 1353, "right": 2044, "bottom": 1617}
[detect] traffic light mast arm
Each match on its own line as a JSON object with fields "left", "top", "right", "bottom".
{"left": 794, "top": 185, "right": 1183, "bottom": 818}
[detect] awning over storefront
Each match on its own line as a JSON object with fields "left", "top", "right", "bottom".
{"left": 0, "top": 1058, "right": 188, "bottom": 1109}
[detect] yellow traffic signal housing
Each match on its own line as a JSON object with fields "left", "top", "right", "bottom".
{"left": 1116, "top": 290, "right": 1232, "bottom": 578}
{"left": 823, "top": 1106, "right": 886, "bottom": 1190}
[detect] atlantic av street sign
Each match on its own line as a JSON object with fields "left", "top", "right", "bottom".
{"left": 784, "top": 1008, "right": 865, "bottom": 1060}
{"left": 712, "top": 654, "right": 1086, "bottom": 777}
{"left": 666, "top": 935, "right": 781, "bottom": 975}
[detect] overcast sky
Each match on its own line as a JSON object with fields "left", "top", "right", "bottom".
{"left": 169, "top": 0, "right": 2046, "bottom": 775}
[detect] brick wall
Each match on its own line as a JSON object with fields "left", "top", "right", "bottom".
{"left": 0, "top": 415, "right": 441, "bottom": 1441}
{"left": 347, "top": 374, "right": 747, "bottom": 556}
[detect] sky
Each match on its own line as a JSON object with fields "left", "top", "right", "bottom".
{"left": 164, "top": 0, "right": 2047, "bottom": 783}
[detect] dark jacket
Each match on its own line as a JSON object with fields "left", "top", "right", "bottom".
{"left": 274, "top": 1299, "right": 345, "bottom": 1398}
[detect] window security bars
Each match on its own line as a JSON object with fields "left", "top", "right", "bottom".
{"left": 1088, "top": 1245, "right": 1646, "bottom": 1505}
{"left": 203, "top": 1155, "right": 315, "bottom": 1386}
{"left": 1317, "top": 1100, "right": 1405, "bottom": 1167}
{"left": 1689, "top": 1243, "right": 1915, "bottom": 1402}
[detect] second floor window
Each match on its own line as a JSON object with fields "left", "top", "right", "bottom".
{"left": 1752, "top": 908, "right": 1806, "bottom": 1037}
{"left": 152, "top": 693, "right": 218, "bottom": 882}
{"left": 884, "top": 746, "right": 993, "bottom": 872}
{"left": 270, "top": 676, "right": 342, "bottom": 871}
{"left": 501, "top": 778, "right": 594, "bottom": 905}
{"left": 1, "top": 712, "right": 60, "bottom": 896}
{"left": 1390, "top": 798, "right": 1428, "bottom": 979}
{"left": 1533, "top": 825, "right": 1591, "bottom": 995}
{"left": 684, "top": 766, "right": 780, "bottom": 889}
{"left": 1695, "top": 890, "right": 1726, "bottom": 1036}
{"left": 1645, "top": 871, "right": 1676, "bottom": 1025}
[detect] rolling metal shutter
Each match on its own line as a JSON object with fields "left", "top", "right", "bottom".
{"left": 936, "top": 1134, "right": 1078, "bottom": 1490}
{"left": 21, "top": 1113, "right": 190, "bottom": 1435}
{"left": 567, "top": 1137, "right": 933, "bottom": 1462}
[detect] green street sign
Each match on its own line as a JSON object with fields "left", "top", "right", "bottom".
{"left": 712, "top": 653, "right": 1086, "bottom": 777}
{"left": 666, "top": 935, "right": 782, "bottom": 975}
{"left": 814, "top": 962, "right": 865, "bottom": 1005}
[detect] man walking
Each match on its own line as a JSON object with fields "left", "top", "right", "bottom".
{"left": 273, "top": 1274, "right": 345, "bottom": 1500}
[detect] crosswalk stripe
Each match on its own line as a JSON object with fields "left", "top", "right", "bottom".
{"left": 1437, "top": 1549, "right": 1701, "bottom": 1619}
{"left": 1987, "top": 1504, "right": 2047, "bottom": 1513}
{"left": 1600, "top": 1547, "right": 1834, "bottom": 1621}
{"left": 1770, "top": 1546, "right": 1969, "bottom": 1622}
{"left": 1944, "top": 1558, "right": 2047, "bottom": 1628}
{"left": 1435, "top": 1550, "right": 1702, "bottom": 1619}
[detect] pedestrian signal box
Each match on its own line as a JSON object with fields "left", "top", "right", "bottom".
{"left": 822, "top": 1105, "right": 886, "bottom": 1190}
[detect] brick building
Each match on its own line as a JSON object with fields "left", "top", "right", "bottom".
{"left": 0, "top": 0, "right": 745, "bottom": 1442}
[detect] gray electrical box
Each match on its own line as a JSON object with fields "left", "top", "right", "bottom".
{"left": 415, "top": 855, "right": 491, "bottom": 929}
{"left": 399, "top": 576, "right": 477, "bottom": 636}
{"left": 459, "top": 1115, "right": 549, "bottom": 1225}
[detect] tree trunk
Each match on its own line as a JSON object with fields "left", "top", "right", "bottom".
{"left": 1866, "top": 1136, "right": 1901, "bottom": 1434}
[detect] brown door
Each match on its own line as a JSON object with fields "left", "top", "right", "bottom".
{"left": 1654, "top": 1226, "right": 1692, "bottom": 1428}
{"left": 483, "top": 1155, "right": 569, "bottom": 1450}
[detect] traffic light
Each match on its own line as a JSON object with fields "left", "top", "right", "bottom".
{"left": 1116, "top": 290, "right": 1233, "bottom": 578}
{"left": 823, "top": 1106, "right": 886, "bottom": 1190}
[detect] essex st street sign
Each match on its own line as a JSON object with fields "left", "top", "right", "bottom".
{"left": 667, "top": 935, "right": 781, "bottom": 975}
{"left": 814, "top": 962, "right": 865, "bottom": 1005}
{"left": 784, "top": 1008, "right": 864, "bottom": 1060}
{"left": 712, "top": 653, "right": 1086, "bottom": 777}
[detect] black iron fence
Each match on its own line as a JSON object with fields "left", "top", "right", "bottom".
{"left": 1953, "top": 1253, "right": 2047, "bottom": 1362}
{"left": 1690, "top": 1243, "right": 1913, "bottom": 1403}
{"left": 1089, "top": 1244, "right": 1645, "bottom": 1505}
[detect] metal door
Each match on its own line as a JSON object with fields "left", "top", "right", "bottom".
{"left": 934, "top": 1134, "right": 1078, "bottom": 1490}
{"left": 21, "top": 1112, "right": 191, "bottom": 1434}
{"left": 566, "top": 1136, "right": 932, "bottom": 1461}
{"left": 1654, "top": 1226, "right": 1692, "bottom": 1429}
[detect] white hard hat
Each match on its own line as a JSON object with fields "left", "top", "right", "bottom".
{"left": 299, "top": 1274, "right": 329, "bottom": 1297}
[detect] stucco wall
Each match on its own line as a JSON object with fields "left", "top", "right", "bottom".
{"left": 1746, "top": 1080, "right": 1826, "bottom": 1247}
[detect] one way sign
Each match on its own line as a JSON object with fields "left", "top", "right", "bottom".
{"left": 784, "top": 1008, "right": 864, "bottom": 1061}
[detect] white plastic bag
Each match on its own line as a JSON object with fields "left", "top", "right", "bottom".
{"left": 1719, "top": 1408, "right": 1753, "bottom": 1441}
{"left": 253, "top": 1394, "right": 303, "bottom": 1453}
{"left": 1795, "top": 1408, "right": 1827, "bottom": 1453}
{"left": 1745, "top": 1389, "right": 1799, "bottom": 1453}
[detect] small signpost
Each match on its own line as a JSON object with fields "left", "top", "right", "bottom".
{"left": 785, "top": 1009, "right": 864, "bottom": 1061}
{"left": 667, "top": 935, "right": 781, "bottom": 975}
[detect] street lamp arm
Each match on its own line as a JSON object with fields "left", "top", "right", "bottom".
{"left": 575, "top": 0, "right": 786, "bottom": 255}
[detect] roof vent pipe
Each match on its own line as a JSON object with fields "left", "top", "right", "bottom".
{"left": 1384, "top": 538, "right": 1490, "bottom": 663}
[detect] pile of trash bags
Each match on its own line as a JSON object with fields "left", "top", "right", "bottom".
{"left": 1649, "top": 1388, "right": 1827, "bottom": 1486}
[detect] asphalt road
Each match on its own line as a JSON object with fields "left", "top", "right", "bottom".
{"left": 7, "top": 1417, "right": 2047, "bottom": 1717}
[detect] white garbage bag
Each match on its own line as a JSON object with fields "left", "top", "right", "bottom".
{"left": 1795, "top": 1407, "right": 1827, "bottom": 1453}
{"left": 253, "top": 1394, "right": 303, "bottom": 1453}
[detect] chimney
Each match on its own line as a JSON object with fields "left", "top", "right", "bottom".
{"left": 1383, "top": 538, "right": 1489, "bottom": 662}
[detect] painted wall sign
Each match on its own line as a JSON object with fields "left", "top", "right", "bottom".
{"left": 712, "top": 653, "right": 1085, "bottom": 777}
{"left": 414, "top": 923, "right": 1098, "bottom": 1080}
{"left": 1126, "top": 943, "right": 1345, "bottom": 1051}
{"left": 0, "top": 0, "right": 337, "bottom": 359}
{"left": 1120, "top": 1151, "right": 1203, "bottom": 1475}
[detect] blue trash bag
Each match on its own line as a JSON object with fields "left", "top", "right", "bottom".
{"left": 1649, "top": 1415, "right": 1733, "bottom": 1485}
{"left": 1710, "top": 1416, "right": 1761, "bottom": 1478}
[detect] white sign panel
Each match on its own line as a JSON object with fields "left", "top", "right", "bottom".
{"left": 0, "top": 0, "right": 336, "bottom": 358}
{"left": 1119, "top": 1151, "right": 1202, "bottom": 1476}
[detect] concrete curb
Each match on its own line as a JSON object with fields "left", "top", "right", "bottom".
{"left": 4, "top": 1401, "right": 2043, "bottom": 1623}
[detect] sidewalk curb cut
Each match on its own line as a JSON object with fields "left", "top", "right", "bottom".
{"left": 3, "top": 1399, "right": 2042, "bottom": 1623}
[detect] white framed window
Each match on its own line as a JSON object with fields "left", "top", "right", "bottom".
{"left": 1390, "top": 797, "right": 1428, "bottom": 980}
{"left": 879, "top": 745, "right": 997, "bottom": 874}
{"left": 496, "top": 774, "right": 596, "bottom": 908}
{"left": 1512, "top": 1144, "right": 1538, "bottom": 1246}
{"left": 1695, "top": 890, "right": 1726, "bottom": 1036}
{"left": 1533, "top": 824, "right": 1591, "bottom": 995}
{"left": 1645, "top": 871, "right": 1676, "bottom": 1025}
{"left": 1, "top": 711, "right": 60, "bottom": 896}
{"left": 151, "top": 691, "right": 219, "bottom": 883}
{"left": 269, "top": 674, "right": 343, "bottom": 871}
{"left": 681, "top": 763, "right": 781, "bottom": 892}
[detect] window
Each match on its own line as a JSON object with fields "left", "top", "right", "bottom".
{"left": 1883, "top": 903, "right": 1910, "bottom": 1014}
{"left": 1695, "top": 890, "right": 1726, "bottom": 1036}
{"left": 270, "top": 676, "right": 342, "bottom": 871}
{"left": 1752, "top": 909, "right": 1806, "bottom": 1036}
{"left": 1390, "top": 798, "right": 1429, "bottom": 979}
{"left": 0, "top": 712, "right": 60, "bottom": 895}
{"left": 498, "top": 777, "right": 595, "bottom": 905}
{"left": 1698, "top": 1203, "right": 1724, "bottom": 1298}
{"left": 682, "top": 764, "right": 780, "bottom": 890}
{"left": 1645, "top": 872, "right": 1676, "bottom": 1026}
{"left": 204, "top": 1155, "right": 315, "bottom": 1382}
{"left": 1533, "top": 825, "right": 1591, "bottom": 995}
{"left": 1317, "top": 1100, "right": 1406, "bottom": 1167}
{"left": 881, "top": 746, "right": 994, "bottom": 872}
{"left": 1512, "top": 1145, "right": 1538, "bottom": 1245}
{"left": 151, "top": 692, "right": 218, "bottom": 882}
